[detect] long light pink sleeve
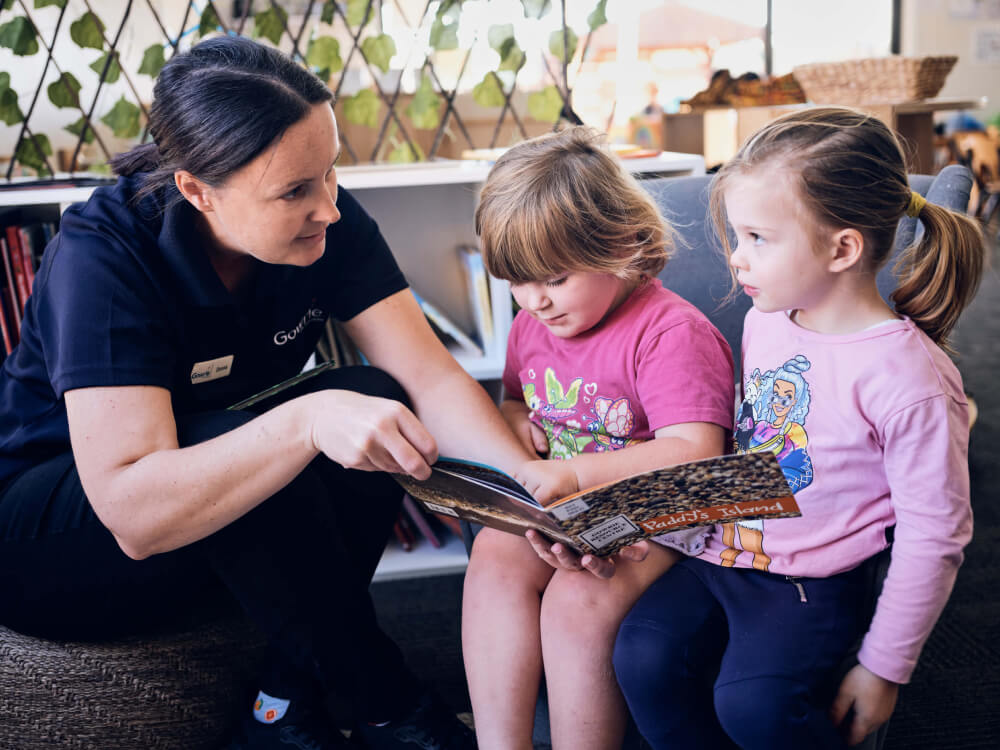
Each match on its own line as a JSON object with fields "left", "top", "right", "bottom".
{"left": 857, "top": 394, "right": 972, "bottom": 684}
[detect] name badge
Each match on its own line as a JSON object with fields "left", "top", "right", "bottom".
{"left": 190, "top": 355, "right": 234, "bottom": 384}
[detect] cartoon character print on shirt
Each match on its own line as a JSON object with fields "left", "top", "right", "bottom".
{"left": 522, "top": 368, "right": 593, "bottom": 460}
{"left": 588, "top": 396, "right": 641, "bottom": 452}
{"left": 722, "top": 355, "right": 813, "bottom": 571}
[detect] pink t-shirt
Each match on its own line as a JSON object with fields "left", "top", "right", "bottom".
{"left": 699, "top": 307, "right": 972, "bottom": 683}
{"left": 502, "top": 278, "right": 734, "bottom": 549}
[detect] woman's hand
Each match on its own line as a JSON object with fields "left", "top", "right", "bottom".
{"left": 500, "top": 399, "right": 549, "bottom": 457}
{"left": 310, "top": 389, "right": 438, "bottom": 479}
{"left": 513, "top": 458, "right": 578, "bottom": 505}
{"left": 524, "top": 530, "right": 652, "bottom": 579}
{"left": 829, "top": 664, "right": 899, "bottom": 746}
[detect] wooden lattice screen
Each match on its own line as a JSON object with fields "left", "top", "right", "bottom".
{"left": 0, "top": 0, "right": 608, "bottom": 180}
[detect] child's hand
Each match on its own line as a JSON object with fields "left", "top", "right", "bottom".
{"left": 829, "top": 664, "right": 899, "bottom": 746}
{"left": 514, "top": 459, "right": 579, "bottom": 505}
{"left": 500, "top": 399, "right": 549, "bottom": 457}
{"left": 524, "top": 529, "right": 618, "bottom": 578}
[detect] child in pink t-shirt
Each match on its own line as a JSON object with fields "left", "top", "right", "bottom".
{"left": 463, "top": 126, "right": 734, "bottom": 749}
{"left": 614, "top": 107, "right": 985, "bottom": 750}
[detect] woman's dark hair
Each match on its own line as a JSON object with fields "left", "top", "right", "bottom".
{"left": 709, "top": 106, "right": 985, "bottom": 351}
{"left": 110, "top": 36, "right": 333, "bottom": 200}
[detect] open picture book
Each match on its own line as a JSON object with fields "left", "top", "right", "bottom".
{"left": 394, "top": 452, "right": 800, "bottom": 557}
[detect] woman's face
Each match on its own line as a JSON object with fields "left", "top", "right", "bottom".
{"left": 197, "top": 102, "right": 341, "bottom": 267}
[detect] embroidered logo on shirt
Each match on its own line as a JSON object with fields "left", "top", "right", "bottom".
{"left": 273, "top": 306, "right": 326, "bottom": 345}
{"left": 190, "top": 355, "right": 234, "bottom": 384}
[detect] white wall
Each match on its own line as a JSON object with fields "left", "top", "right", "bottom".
{"left": 902, "top": 0, "right": 999, "bottom": 122}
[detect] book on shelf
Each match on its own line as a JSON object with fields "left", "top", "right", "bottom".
{"left": 0, "top": 236, "right": 22, "bottom": 333}
{"left": 402, "top": 492, "right": 444, "bottom": 549}
{"left": 394, "top": 453, "right": 799, "bottom": 558}
{"left": 0, "top": 284, "right": 13, "bottom": 355}
{"left": 457, "top": 245, "right": 494, "bottom": 352}
{"left": 411, "top": 290, "right": 484, "bottom": 358}
{"left": 4, "top": 226, "right": 30, "bottom": 314}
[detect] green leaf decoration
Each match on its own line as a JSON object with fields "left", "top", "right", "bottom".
{"left": 15, "top": 133, "right": 53, "bottom": 176}
{"left": 320, "top": 0, "right": 335, "bottom": 25}
{"left": 138, "top": 44, "right": 166, "bottom": 77}
{"left": 345, "top": 0, "right": 372, "bottom": 28}
{"left": 0, "top": 0, "right": 13, "bottom": 10}
{"left": 69, "top": 11, "right": 104, "bottom": 50}
{"left": 47, "top": 71, "right": 81, "bottom": 109}
{"left": 0, "top": 88, "right": 24, "bottom": 125}
{"left": 65, "top": 116, "right": 96, "bottom": 144}
{"left": 253, "top": 4, "right": 286, "bottom": 45}
{"left": 90, "top": 51, "right": 122, "bottom": 83}
{"left": 306, "top": 36, "right": 343, "bottom": 76}
{"left": 361, "top": 33, "right": 396, "bottom": 74}
{"left": 342, "top": 88, "right": 380, "bottom": 128}
{"left": 0, "top": 71, "right": 11, "bottom": 92}
{"left": 587, "top": 0, "right": 608, "bottom": 31}
{"left": 406, "top": 74, "right": 441, "bottom": 130}
{"left": 521, "top": 0, "right": 551, "bottom": 19}
{"left": 0, "top": 16, "right": 40, "bottom": 56}
{"left": 198, "top": 5, "right": 220, "bottom": 38}
{"left": 549, "top": 26, "right": 578, "bottom": 62}
{"left": 35, "top": 0, "right": 68, "bottom": 8}
{"left": 487, "top": 24, "right": 525, "bottom": 73}
{"left": 387, "top": 139, "right": 424, "bottom": 163}
{"left": 101, "top": 96, "right": 141, "bottom": 138}
{"left": 528, "top": 85, "right": 564, "bottom": 123}
{"left": 472, "top": 73, "right": 505, "bottom": 108}
{"left": 429, "top": 17, "right": 458, "bottom": 51}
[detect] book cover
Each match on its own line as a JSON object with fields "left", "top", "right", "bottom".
{"left": 411, "top": 290, "right": 484, "bottom": 358}
{"left": 4, "top": 226, "right": 30, "bottom": 314}
{"left": 458, "top": 245, "right": 494, "bottom": 350}
{"left": 0, "top": 281, "right": 12, "bottom": 355}
{"left": 227, "top": 359, "right": 343, "bottom": 411}
{"left": 0, "top": 236, "right": 22, "bottom": 332}
{"left": 394, "top": 453, "right": 800, "bottom": 557}
{"left": 17, "top": 227, "right": 35, "bottom": 288}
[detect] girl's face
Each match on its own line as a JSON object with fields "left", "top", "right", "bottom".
{"left": 510, "top": 271, "right": 635, "bottom": 338}
{"left": 725, "top": 170, "right": 836, "bottom": 315}
{"left": 197, "top": 102, "right": 341, "bottom": 267}
{"left": 770, "top": 379, "right": 796, "bottom": 420}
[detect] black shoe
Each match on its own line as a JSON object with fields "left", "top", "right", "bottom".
{"left": 228, "top": 699, "right": 356, "bottom": 749}
{"left": 353, "top": 693, "right": 477, "bottom": 750}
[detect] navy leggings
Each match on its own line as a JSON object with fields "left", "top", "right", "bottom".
{"left": 0, "top": 366, "right": 419, "bottom": 722}
{"left": 614, "top": 556, "right": 870, "bottom": 750}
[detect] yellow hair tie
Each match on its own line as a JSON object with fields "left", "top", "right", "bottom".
{"left": 905, "top": 191, "right": 927, "bottom": 218}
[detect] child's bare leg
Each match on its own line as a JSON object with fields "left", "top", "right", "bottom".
{"left": 462, "top": 529, "right": 555, "bottom": 750}
{"left": 540, "top": 544, "right": 680, "bottom": 750}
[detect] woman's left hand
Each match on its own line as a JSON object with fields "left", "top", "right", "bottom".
{"left": 829, "top": 664, "right": 899, "bottom": 746}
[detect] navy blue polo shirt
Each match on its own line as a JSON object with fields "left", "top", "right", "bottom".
{"left": 0, "top": 174, "right": 407, "bottom": 484}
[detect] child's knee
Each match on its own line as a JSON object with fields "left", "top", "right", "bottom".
{"left": 714, "top": 676, "right": 813, "bottom": 746}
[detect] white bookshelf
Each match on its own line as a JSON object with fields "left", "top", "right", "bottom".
{"left": 0, "top": 152, "right": 705, "bottom": 581}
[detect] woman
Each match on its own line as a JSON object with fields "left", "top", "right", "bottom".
{"left": 0, "top": 36, "right": 531, "bottom": 749}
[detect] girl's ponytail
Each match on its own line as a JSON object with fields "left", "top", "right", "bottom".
{"left": 891, "top": 201, "right": 985, "bottom": 351}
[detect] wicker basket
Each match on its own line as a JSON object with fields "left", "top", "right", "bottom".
{"left": 792, "top": 56, "right": 957, "bottom": 105}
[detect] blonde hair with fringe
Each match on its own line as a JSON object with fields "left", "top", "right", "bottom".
{"left": 475, "top": 126, "right": 674, "bottom": 284}
{"left": 709, "top": 106, "right": 985, "bottom": 351}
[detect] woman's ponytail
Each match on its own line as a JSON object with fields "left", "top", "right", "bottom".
{"left": 891, "top": 202, "right": 985, "bottom": 351}
{"left": 109, "top": 142, "right": 162, "bottom": 177}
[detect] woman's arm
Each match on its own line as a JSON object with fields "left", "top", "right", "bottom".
{"left": 343, "top": 288, "right": 534, "bottom": 475}
{"left": 66, "top": 382, "right": 436, "bottom": 560}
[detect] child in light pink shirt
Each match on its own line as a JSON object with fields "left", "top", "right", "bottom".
{"left": 463, "top": 126, "right": 734, "bottom": 750}
{"left": 614, "top": 106, "right": 985, "bottom": 750}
